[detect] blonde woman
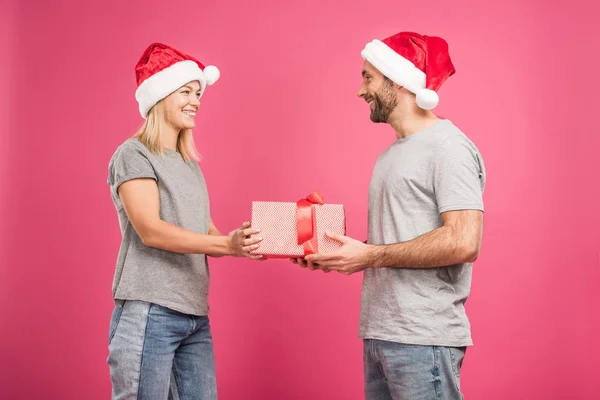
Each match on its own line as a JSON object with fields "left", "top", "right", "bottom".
{"left": 106, "top": 43, "right": 262, "bottom": 399}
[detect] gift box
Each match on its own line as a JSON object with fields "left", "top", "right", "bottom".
{"left": 250, "top": 191, "right": 346, "bottom": 258}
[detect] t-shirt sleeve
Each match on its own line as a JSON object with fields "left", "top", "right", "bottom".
{"left": 107, "top": 143, "right": 157, "bottom": 196}
{"left": 433, "top": 135, "right": 485, "bottom": 213}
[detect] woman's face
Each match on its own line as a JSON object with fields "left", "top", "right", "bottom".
{"left": 162, "top": 80, "right": 201, "bottom": 131}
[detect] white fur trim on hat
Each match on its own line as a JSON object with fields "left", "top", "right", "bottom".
{"left": 135, "top": 60, "right": 215, "bottom": 119}
{"left": 361, "top": 39, "right": 439, "bottom": 110}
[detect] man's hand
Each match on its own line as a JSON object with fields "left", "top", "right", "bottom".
{"left": 303, "top": 231, "right": 372, "bottom": 275}
{"left": 289, "top": 257, "right": 331, "bottom": 273}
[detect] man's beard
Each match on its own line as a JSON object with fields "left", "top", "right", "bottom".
{"left": 370, "top": 79, "right": 397, "bottom": 123}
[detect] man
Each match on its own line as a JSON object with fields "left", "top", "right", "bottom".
{"left": 293, "top": 31, "right": 486, "bottom": 399}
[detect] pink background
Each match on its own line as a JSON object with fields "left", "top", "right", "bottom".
{"left": 1, "top": 0, "right": 599, "bottom": 398}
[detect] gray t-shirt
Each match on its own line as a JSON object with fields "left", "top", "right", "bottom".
{"left": 360, "top": 119, "right": 486, "bottom": 347}
{"left": 107, "top": 138, "right": 211, "bottom": 316}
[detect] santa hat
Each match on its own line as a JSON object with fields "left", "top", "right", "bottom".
{"left": 361, "top": 32, "right": 455, "bottom": 110}
{"left": 134, "top": 42, "right": 220, "bottom": 119}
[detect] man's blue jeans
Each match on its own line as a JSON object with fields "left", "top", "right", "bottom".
{"left": 364, "top": 339, "right": 466, "bottom": 400}
{"left": 107, "top": 300, "right": 217, "bottom": 399}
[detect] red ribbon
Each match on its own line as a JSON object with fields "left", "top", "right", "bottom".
{"left": 296, "top": 191, "right": 324, "bottom": 256}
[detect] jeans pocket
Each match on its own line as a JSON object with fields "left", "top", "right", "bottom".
{"left": 448, "top": 346, "right": 466, "bottom": 378}
{"left": 108, "top": 304, "right": 124, "bottom": 344}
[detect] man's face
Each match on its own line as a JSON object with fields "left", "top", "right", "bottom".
{"left": 357, "top": 61, "right": 398, "bottom": 123}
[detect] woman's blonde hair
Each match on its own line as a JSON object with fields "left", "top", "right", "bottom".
{"left": 133, "top": 100, "right": 200, "bottom": 162}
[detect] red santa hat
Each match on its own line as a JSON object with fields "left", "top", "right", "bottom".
{"left": 134, "top": 43, "right": 220, "bottom": 119}
{"left": 361, "top": 32, "right": 455, "bottom": 110}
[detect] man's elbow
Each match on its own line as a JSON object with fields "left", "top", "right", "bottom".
{"left": 461, "top": 243, "right": 480, "bottom": 263}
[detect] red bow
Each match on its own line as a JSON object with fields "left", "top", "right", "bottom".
{"left": 296, "top": 191, "right": 324, "bottom": 256}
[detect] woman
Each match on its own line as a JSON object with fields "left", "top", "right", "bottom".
{"left": 106, "top": 43, "right": 262, "bottom": 399}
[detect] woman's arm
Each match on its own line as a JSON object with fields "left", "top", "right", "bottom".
{"left": 207, "top": 219, "right": 262, "bottom": 259}
{"left": 119, "top": 178, "right": 261, "bottom": 257}
{"left": 208, "top": 219, "right": 223, "bottom": 236}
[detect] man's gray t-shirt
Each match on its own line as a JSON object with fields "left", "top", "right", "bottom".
{"left": 107, "top": 138, "right": 211, "bottom": 316}
{"left": 360, "top": 119, "right": 486, "bottom": 347}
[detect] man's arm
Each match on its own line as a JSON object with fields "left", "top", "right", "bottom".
{"left": 303, "top": 135, "right": 485, "bottom": 274}
{"left": 366, "top": 209, "right": 483, "bottom": 268}
{"left": 366, "top": 133, "right": 485, "bottom": 268}
{"left": 304, "top": 209, "right": 483, "bottom": 274}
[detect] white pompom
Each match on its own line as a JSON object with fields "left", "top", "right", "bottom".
{"left": 416, "top": 88, "right": 439, "bottom": 110}
{"left": 203, "top": 65, "right": 220, "bottom": 85}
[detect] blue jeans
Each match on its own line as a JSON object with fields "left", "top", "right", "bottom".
{"left": 107, "top": 300, "right": 217, "bottom": 400}
{"left": 364, "top": 339, "right": 466, "bottom": 400}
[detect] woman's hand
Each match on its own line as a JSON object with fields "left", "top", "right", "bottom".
{"left": 228, "top": 221, "right": 264, "bottom": 260}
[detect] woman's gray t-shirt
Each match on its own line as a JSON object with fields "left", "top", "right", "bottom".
{"left": 107, "top": 138, "right": 211, "bottom": 316}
